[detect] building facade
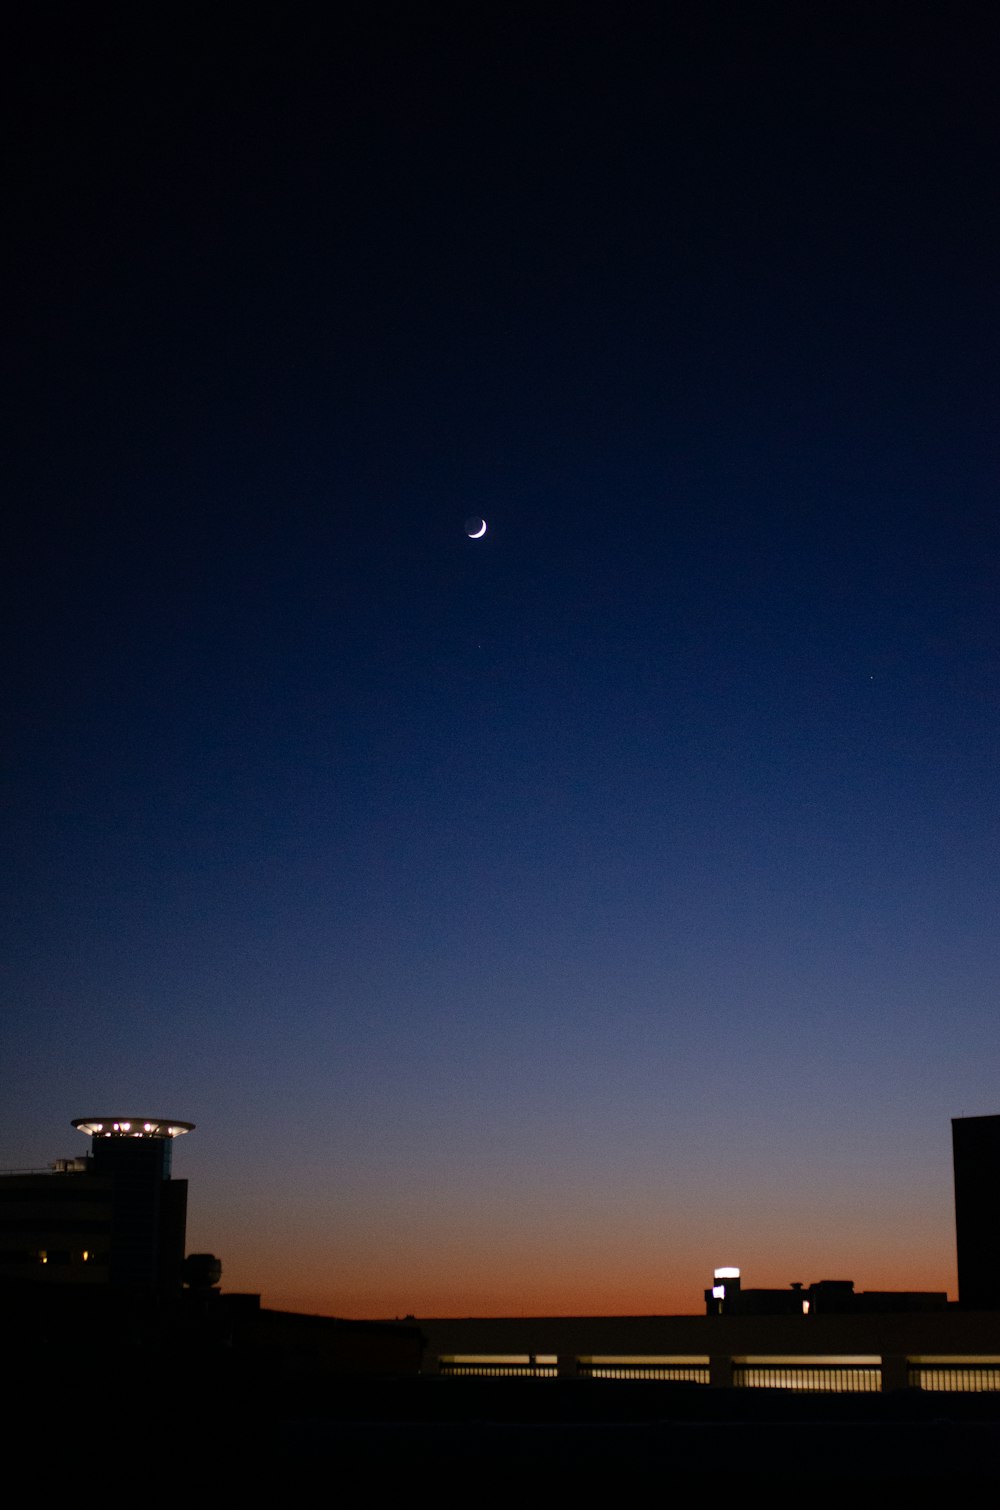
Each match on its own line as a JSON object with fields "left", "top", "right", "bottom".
{"left": 0, "top": 1117, "right": 192, "bottom": 1292}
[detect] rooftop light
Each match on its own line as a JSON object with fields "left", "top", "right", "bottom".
{"left": 72, "top": 1118, "right": 195, "bottom": 1139}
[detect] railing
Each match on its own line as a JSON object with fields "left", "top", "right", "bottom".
{"left": 578, "top": 1359, "right": 709, "bottom": 1383}
{"left": 733, "top": 1364, "right": 881, "bottom": 1392}
{"left": 439, "top": 1360, "right": 558, "bottom": 1378}
{"left": 432, "top": 1354, "right": 1000, "bottom": 1391}
{"left": 909, "top": 1364, "right": 1000, "bottom": 1392}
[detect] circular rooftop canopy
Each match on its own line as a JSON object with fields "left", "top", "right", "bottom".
{"left": 72, "top": 1118, "right": 195, "bottom": 1139}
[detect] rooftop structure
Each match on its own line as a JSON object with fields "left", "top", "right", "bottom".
{"left": 704, "top": 1269, "right": 947, "bottom": 1317}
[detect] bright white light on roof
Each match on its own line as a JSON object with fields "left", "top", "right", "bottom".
{"left": 73, "top": 1118, "right": 194, "bottom": 1138}
{"left": 715, "top": 1267, "right": 740, "bottom": 1279}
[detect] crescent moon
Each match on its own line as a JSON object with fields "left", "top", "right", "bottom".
{"left": 468, "top": 519, "right": 487, "bottom": 538}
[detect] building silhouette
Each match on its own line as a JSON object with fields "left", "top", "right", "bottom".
{"left": 952, "top": 1113, "right": 1000, "bottom": 1310}
{"left": 0, "top": 1114, "right": 423, "bottom": 1384}
{"left": 5, "top": 1110, "right": 1000, "bottom": 1399}
{"left": 703, "top": 1267, "right": 947, "bottom": 1317}
{"left": 0, "top": 1116, "right": 192, "bottom": 1292}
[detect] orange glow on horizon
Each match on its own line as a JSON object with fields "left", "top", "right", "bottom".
{"left": 210, "top": 1244, "right": 955, "bottom": 1322}
{"left": 187, "top": 1167, "right": 958, "bottom": 1321}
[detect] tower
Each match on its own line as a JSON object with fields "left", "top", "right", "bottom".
{"left": 0, "top": 1117, "right": 193, "bottom": 1292}
{"left": 952, "top": 1114, "right": 1000, "bottom": 1309}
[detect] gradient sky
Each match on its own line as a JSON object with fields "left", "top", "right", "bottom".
{"left": 4, "top": 6, "right": 998, "bottom": 1317}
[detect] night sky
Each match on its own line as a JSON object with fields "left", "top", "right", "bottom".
{"left": 4, "top": 5, "right": 998, "bottom": 1317}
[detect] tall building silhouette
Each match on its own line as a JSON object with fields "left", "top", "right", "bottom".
{"left": 952, "top": 1113, "right": 1000, "bottom": 1309}
{"left": 1, "top": 1114, "right": 424, "bottom": 1382}
{"left": 0, "top": 1117, "right": 193, "bottom": 1292}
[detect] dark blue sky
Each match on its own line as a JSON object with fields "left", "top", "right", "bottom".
{"left": 4, "top": 5, "right": 998, "bottom": 1314}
